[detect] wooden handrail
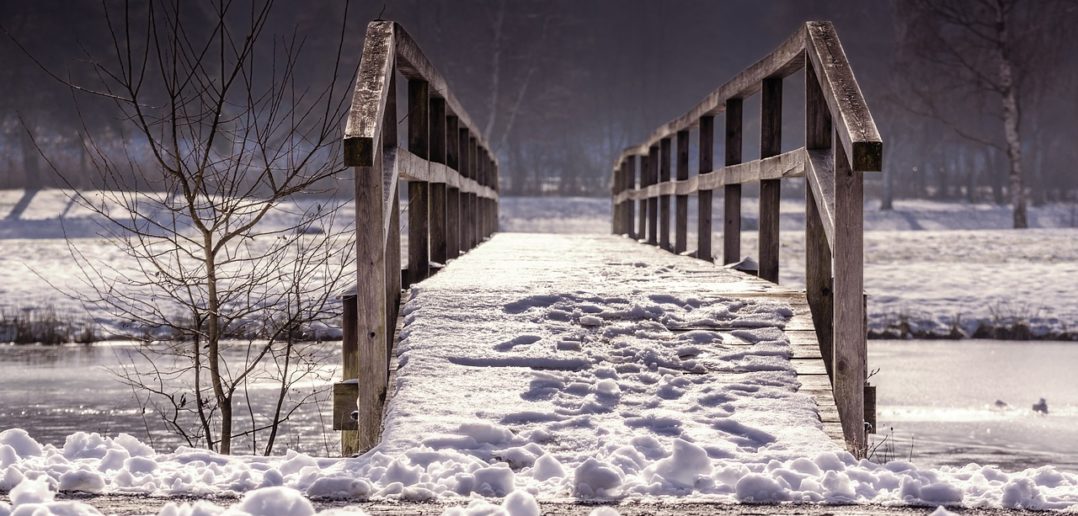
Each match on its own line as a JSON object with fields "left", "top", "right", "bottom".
{"left": 336, "top": 20, "right": 500, "bottom": 457}
{"left": 609, "top": 20, "right": 880, "bottom": 456}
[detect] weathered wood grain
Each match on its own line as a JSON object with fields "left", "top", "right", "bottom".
{"left": 759, "top": 78, "right": 782, "bottom": 284}
{"left": 805, "top": 22, "right": 882, "bottom": 172}
{"left": 407, "top": 79, "right": 430, "bottom": 284}
{"left": 832, "top": 132, "right": 866, "bottom": 454}
{"left": 344, "top": 22, "right": 395, "bottom": 167}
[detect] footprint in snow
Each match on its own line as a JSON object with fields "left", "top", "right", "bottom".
{"left": 494, "top": 334, "right": 543, "bottom": 352}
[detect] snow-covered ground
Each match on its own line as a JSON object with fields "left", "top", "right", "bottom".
{"left": 4, "top": 234, "right": 1078, "bottom": 512}
{"left": 2, "top": 190, "right": 1076, "bottom": 341}
{"left": 501, "top": 196, "right": 1078, "bottom": 339}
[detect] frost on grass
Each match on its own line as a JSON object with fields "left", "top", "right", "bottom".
{"left": 3, "top": 234, "right": 1078, "bottom": 511}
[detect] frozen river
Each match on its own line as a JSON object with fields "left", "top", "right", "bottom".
{"left": 871, "top": 339, "right": 1078, "bottom": 472}
{"left": 0, "top": 339, "right": 1075, "bottom": 472}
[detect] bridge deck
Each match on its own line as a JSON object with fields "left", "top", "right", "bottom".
{"left": 379, "top": 233, "right": 843, "bottom": 496}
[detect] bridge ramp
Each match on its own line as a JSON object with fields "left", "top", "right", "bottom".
{"left": 378, "top": 233, "right": 842, "bottom": 497}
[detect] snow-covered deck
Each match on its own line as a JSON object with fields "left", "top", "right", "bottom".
{"left": 377, "top": 232, "right": 843, "bottom": 497}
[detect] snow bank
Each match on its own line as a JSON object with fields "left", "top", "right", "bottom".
{"left": 2, "top": 429, "right": 1077, "bottom": 511}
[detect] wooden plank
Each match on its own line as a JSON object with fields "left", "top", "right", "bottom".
{"left": 344, "top": 22, "right": 396, "bottom": 167}
{"left": 723, "top": 98, "right": 743, "bottom": 265}
{"left": 805, "top": 22, "right": 882, "bottom": 172}
{"left": 429, "top": 97, "right": 447, "bottom": 265}
{"left": 647, "top": 145, "right": 659, "bottom": 246}
{"left": 394, "top": 147, "right": 497, "bottom": 199}
{"left": 407, "top": 79, "right": 430, "bottom": 283}
{"left": 675, "top": 130, "right": 689, "bottom": 254}
{"left": 805, "top": 149, "right": 836, "bottom": 249}
{"left": 659, "top": 137, "right": 672, "bottom": 251}
{"left": 332, "top": 382, "right": 359, "bottom": 431}
{"left": 759, "top": 78, "right": 782, "bottom": 284}
{"left": 612, "top": 147, "right": 807, "bottom": 204}
{"left": 339, "top": 294, "right": 359, "bottom": 453}
{"left": 832, "top": 130, "right": 866, "bottom": 455}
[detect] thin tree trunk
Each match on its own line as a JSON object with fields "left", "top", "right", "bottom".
{"left": 204, "top": 236, "right": 231, "bottom": 454}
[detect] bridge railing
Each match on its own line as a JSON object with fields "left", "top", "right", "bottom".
{"left": 336, "top": 20, "right": 500, "bottom": 456}
{"left": 610, "top": 21, "right": 881, "bottom": 455}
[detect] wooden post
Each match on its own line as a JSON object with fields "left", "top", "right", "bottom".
{"left": 647, "top": 145, "right": 659, "bottom": 246}
{"left": 626, "top": 157, "right": 637, "bottom": 238}
{"left": 612, "top": 162, "right": 623, "bottom": 234}
{"left": 476, "top": 152, "right": 484, "bottom": 240}
{"left": 446, "top": 115, "right": 461, "bottom": 260}
{"left": 350, "top": 69, "right": 395, "bottom": 455}
{"left": 492, "top": 160, "right": 499, "bottom": 234}
{"left": 637, "top": 155, "right": 647, "bottom": 240}
{"left": 407, "top": 79, "right": 430, "bottom": 284}
{"left": 340, "top": 293, "right": 358, "bottom": 455}
{"left": 429, "top": 97, "right": 447, "bottom": 266}
{"left": 698, "top": 116, "right": 714, "bottom": 261}
{"left": 833, "top": 127, "right": 867, "bottom": 455}
{"left": 759, "top": 77, "right": 782, "bottom": 283}
{"left": 659, "top": 137, "right": 672, "bottom": 251}
{"left": 805, "top": 63, "right": 834, "bottom": 380}
{"left": 674, "top": 132, "right": 689, "bottom": 254}
{"left": 459, "top": 128, "right": 472, "bottom": 252}
{"left": 724, "top": 98, "right": 743, "bottom": 264}
{"left": 469, "top": 137, "right": 479, "bottom": 247}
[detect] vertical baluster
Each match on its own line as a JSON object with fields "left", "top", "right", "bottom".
{"left": 637, "top": 155, "right": 647, "bottom": 240}
{"left": 407, "top": 79, "right": 430, "bottom": 284}
{"left": 626, "top": 157, "right": 637, "bottom": 238}
{"left": 659, "top": 137, "right": 672, "bottom": 251}
{"left": 469, "top": 137, "right": 479, "bottom": 248}
{"left": 446, "top": 115, "right": 461, "bottom": 260}
{"left": 647, "top": 145, "right": 659, "bottom": 246}
{"left": 429, "top": 97, "right": 448, "bottom": 267}
{"left": 759, "top": 77, "right": 782, "bottom": 283}
{"left": 697, "top": 116, "right": 714, "bottom": 261}
{"left": 612, "top": 162, "right": 623, "bottom": 234}
{"left": 723, "top": 98, "right": 743, "bottom": 265}
{"left": 458, "top": 128, "right": 472, "bottom": 253}
{"left": 675, "top": 130, "right": 689, "bottom": 254}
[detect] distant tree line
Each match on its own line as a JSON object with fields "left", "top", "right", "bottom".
{"left": 4, "top": 0, "right": 1078, "bottom": 215}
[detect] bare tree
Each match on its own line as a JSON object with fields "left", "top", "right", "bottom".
{"left": 27, "top": 0, "right": 356, "bottom": 454}
{"left": 896, "top": 0, "right": 1073, "bottom": 228}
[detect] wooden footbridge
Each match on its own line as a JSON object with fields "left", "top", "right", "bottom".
{"left": 333, "top": 20, "right": 881, "bottom": 460}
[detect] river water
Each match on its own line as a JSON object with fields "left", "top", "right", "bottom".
{"left": 0, "top": 340, "right": 1075, "bottom": 472}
